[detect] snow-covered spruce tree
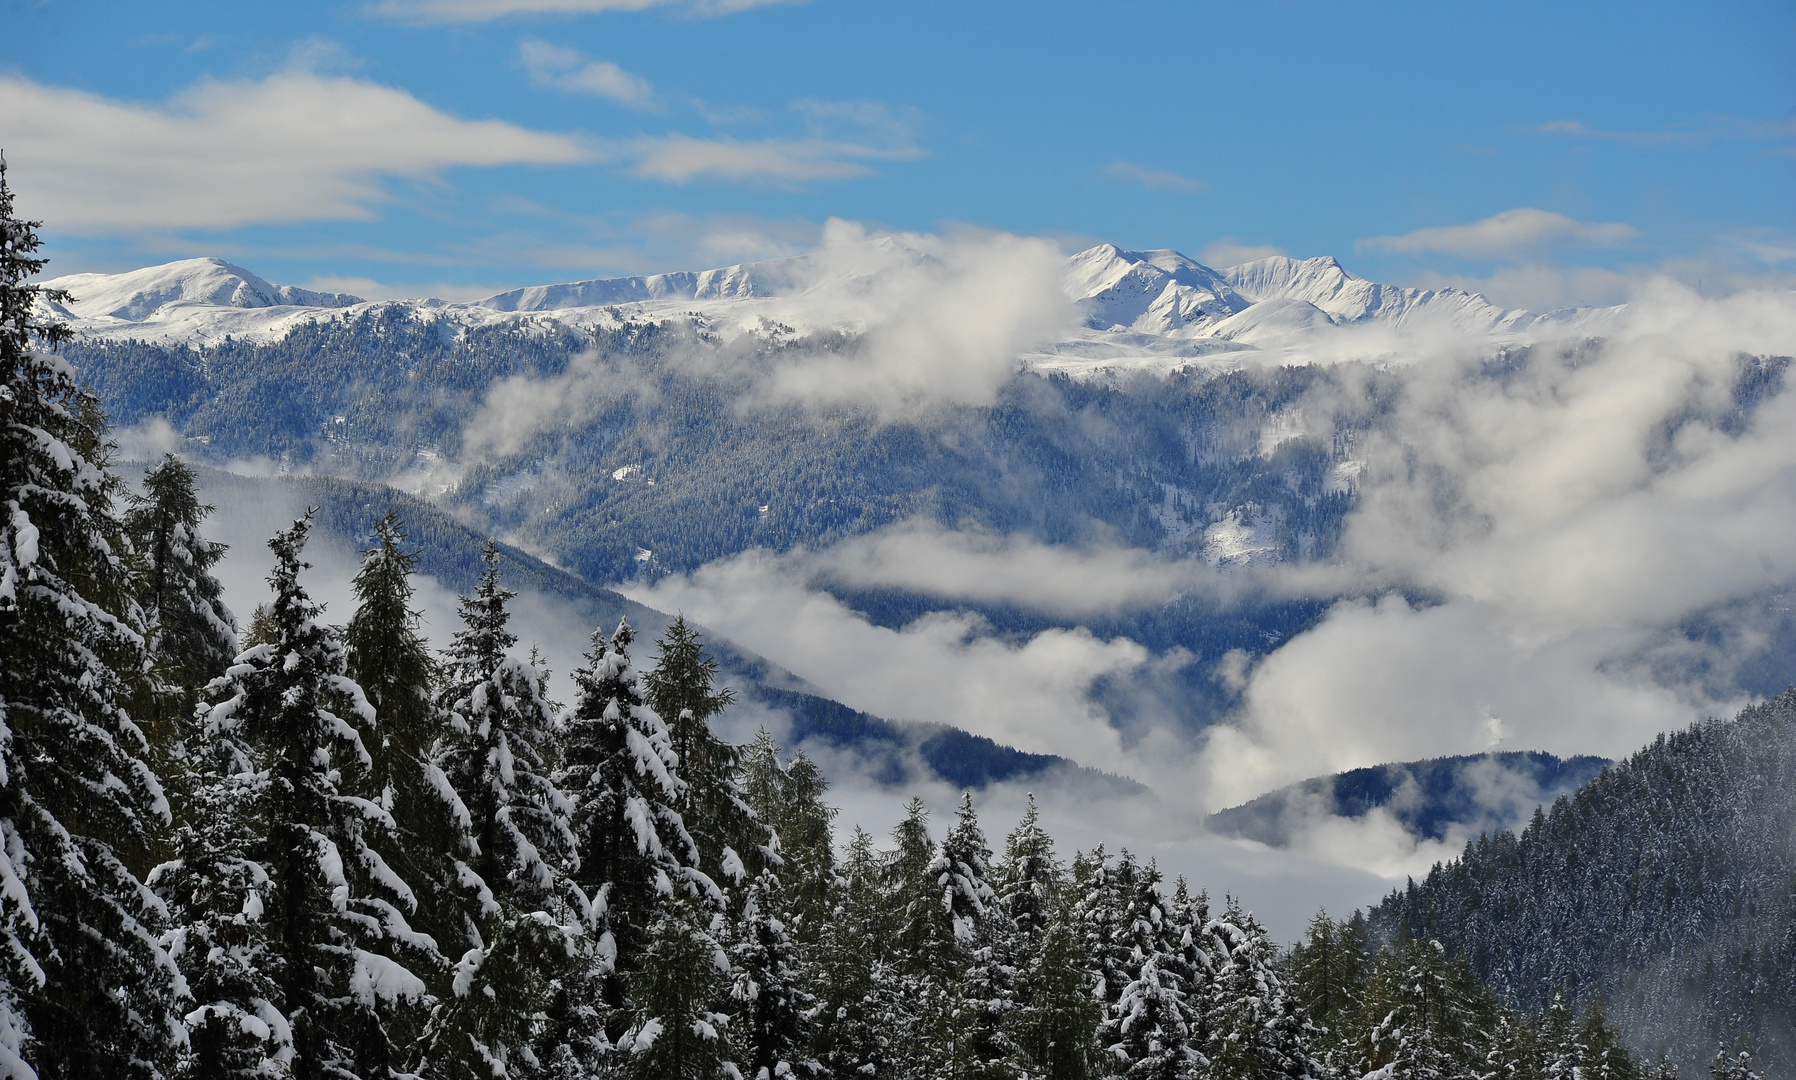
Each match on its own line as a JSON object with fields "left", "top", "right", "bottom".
{"left": 1574, "top": 999, "right": 1639, "bottom": 1080}
{"left": 726, "top": 871, "right": 817, "bottom": 1080}
{"left": 1535, "top": 991, "right": 1580, "bottom": 1080}
{"left": 1000, "top": 803, "right": 1100, "bottom": 1080}
{"left": 423, "top": 543, "right": 577, "bottom": 1077}
{"left": 996, "top": 795, "right": 1058, "bottom": 939}
{"left": 1354, "top": 938, "right": 1487, "bottom": 1080}
{"left": 150, "top": 708, "right": 286, "bottom": 1078}
{"left": 738, "top": 730, "right": 836, "bottom": 938}
{"left": 644, "top": 616, "right": 769, "bottom": 889}
{"left": 935, "top": 793, "right": 1013, "bottom": 1080}
{"left": 197, "top": 515, "right": 429, "bottom": 1080}
{"left": 811, "top": 827, "right": 899, "bottom": 1078}
{"left": 0, "top": 154, "right": 182, "bottom": 1079}
{"left": 1202, "top": 897, "right": 1321, "bottom": 1080}
{"left": 125, "top": 453, "right": 236, "bottom": 729}
{"left": 555, "top": 617, "right": 701, "bottom": 1046}
{"left": 1708, "top": 1050, "right": 1762, "bottom": 1080}
{"left": 342, "top": 513, "right": 475, "bottom": 1058}
{"left": 619, "top": 893, "right": 735, "bottom": 1080}
{"left": 880, "top": 796, "right": 960, "bottom": 1079}
{"left": 1287, "top": 910, "right": 1367, "bottom": 1066}
{"left": 1091, "top": 854, "right": 1197, "bottom": 1080}
{"left": 1480, "top": 1008, "right": 1539, "bottom": 1080}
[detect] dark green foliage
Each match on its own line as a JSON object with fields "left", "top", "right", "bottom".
{"left": 644, "top": 616, "right": 769, "bottom": 887}
{"left": 1287, "top": 910, "right": 1369, "bottom": 1063}
{"left": 727, "top": 872, "right": 818, "bottom": 1080}
{"left": 738, "top": 729, "right": 837, "bottom": 937}
{"left": 0, "top": 155, "right": 180, "bottom": 1079}
{"left": 199, "top": 516, "right": 425, "bottom": 1079}
{"left": 558, "top": 618, "right": 693, "bottom": 983}
{"left": 125, "top": 453, "right": 237, "bottom": 728}
{"left": 343, "top": 513, "right": 475, "bottom": 1058}
{"left": 620, "top": 894, "right": 734, "bottom": 1080}
{"left": 426, "top": 544, "right": 576, "bottom": 1077}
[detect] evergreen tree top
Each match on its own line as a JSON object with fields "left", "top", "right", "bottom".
{"left": 0, "top": 152, "right": 72, "bottom": 356}
{"left": 445, "top": 542, "right": 516, "bottom": 673}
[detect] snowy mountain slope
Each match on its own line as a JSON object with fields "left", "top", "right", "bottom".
{"left": 1219, "top": 254, "right": 1537, "bottom": 334}
{"left": 45, "top": 257, "right": 361, "bottom": 322}
{"left": 1063, "top": 243, "right": 1249, "bottom": 336}
{"left": 39, "top": 243, "right": 1605, "bottom": 368}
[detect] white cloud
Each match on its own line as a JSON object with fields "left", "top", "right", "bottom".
{"left": 1103, "top": 160, "right": 1206, "bottom": 194}
{"left": 1201, "top": 240, "right": 1286, "bottom": 267}
{"left": 617, "top": 134, "right": 898, "bottom": 183}
{"left": 1360, "top": 208, "right": 1639, "bottom": 259}
{"left": 626, "top": 550, "right": 1152, "bottom": 774}
{"left": 1194, "top": 281, "right": 1796, "bottom": 801}
{"left": 0, "top": 70, "right": 591, "bottom": 232}
{"left": 612, "top": 103, "right": 923, "bottom": 185}
{"left": 520, "top": 41, "right": 657, "bottom": 109}
{"left": 370, "top": 0, "right": 802, "bottom": 21}
{"left": 749, "top": 221, "right": 1076, "bottom": 415}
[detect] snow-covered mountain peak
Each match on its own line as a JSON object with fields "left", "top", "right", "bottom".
{"left": 1064, "top": 243, "right": 1248, "bottom": 336}
{"left": 41, "top": 257, "right": 362, "bottom": 322}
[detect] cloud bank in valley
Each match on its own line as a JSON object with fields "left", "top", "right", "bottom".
{"left": 621, "top": 276, "right": 1796, "bottom": 860}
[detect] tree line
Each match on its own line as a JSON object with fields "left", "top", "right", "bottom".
{"left": 0, "top": 160, "right": 1767, "bottom": 1080}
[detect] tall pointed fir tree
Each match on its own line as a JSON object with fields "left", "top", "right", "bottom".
{"left": 424, "top": 544, "right": 578, "bottom": 1077}
{"left": 342, "top": 512, "right": 475, "bottom": 1062}
{"left": 618, "top": 893, "right": 735, "bottom": 1080}
{"left": 738, "top": 730, "right": 836, "bottom": 938}
{"left": 643, "top": 616, "right": 769, "bottom": 891}
{"left": 0, "top": 154, "right": 183, "bottom": 1079}
{"left": 1201, "top": 897, "right": 1321, "bottom": 1080}
{"left": 152, "top": 667, "right": 286, "bottom": 1079}
{"left": 1354, "top": 938, "right": 1487, "bottom": 1080}
{"left": 1088, "top": 854, "right": 1198, "bottom": 1080}
{"left": 936, "top": 793, "right": 1012, "bottom": 1080}
{"left": 124, "top": 454, "right": 237, "bottom": 737}
{"left": 1287, "top": 910, "right": 1367, "bottom": 1067}
{"left": 726, "top": 871, "right": 817, "bottom": 1080}
{"left": 194, "top": 516, "right": 429, "bottom": 1080}
{"left": 999, "top": 798, "right": 1100, "bottom": 1080}
{"left": 552, "top": 614, "right": 701, "bottom": 1073}
{"left": 812, "top": 827, "right": 899, "bottom": 1078}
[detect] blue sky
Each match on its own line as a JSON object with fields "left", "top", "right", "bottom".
{"left": 3, "top": 0, "right": 1791, "bottom": 306}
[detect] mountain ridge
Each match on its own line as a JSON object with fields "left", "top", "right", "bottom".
{"left": 38, "top": 243, "right": 1613, "bottom": 376}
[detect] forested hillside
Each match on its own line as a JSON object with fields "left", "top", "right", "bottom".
{"left": 1208, "top": 751, "right": 1612, "bottom": 848}
{"left": 1369, "top": 692, "right": 1796, "bottom": 1075}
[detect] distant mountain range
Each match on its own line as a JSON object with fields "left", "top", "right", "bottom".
{"left": 40, "top": 243, "right": 1612, "bottom": 376}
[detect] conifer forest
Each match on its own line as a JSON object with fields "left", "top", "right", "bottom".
{"left": 0, "top": 156, "right": 1789, "bottom": 1080}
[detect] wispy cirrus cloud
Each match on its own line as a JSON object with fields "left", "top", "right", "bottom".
{"left": 1360, "top": 208, "right": 1638, "bottom": 260}
{"left": 1103, "top": 159, "right": 1206, "bottom": 193}
{"left": 608, "top": 100, "right": 924, "bottom": 185}
{"left": 369, "top": 0, "right": 803, "bottom": 21}
{"left": 610, "top": 133, "right": 907, "bottom": 183}
{"left": 1530, "top": 115, "right": 1796, "bottom": 154}
{"left": 0, "top": 69, "right": 592, "bottom": 232}
{"left": 1530, "top": 119, "right": 1707, "bottom": 147}
{"left": 520, "top": 40, "right": 657, "bottom": 109}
